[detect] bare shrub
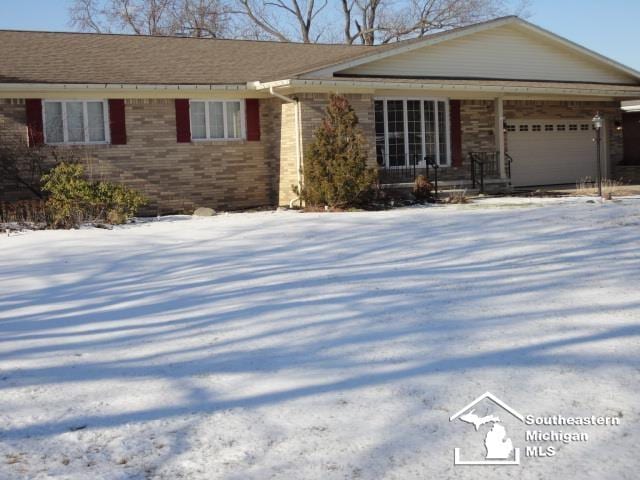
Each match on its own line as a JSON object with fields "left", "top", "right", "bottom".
{"left": 442, "top": 189, "right": 469, "bottom": 204}
{"left": 575, "top": 177, "right": 626, "bottom": 196}
{"left": 0, "top": 199, "right": 49, "bottom": 226}
{"left": 412, "top": 175, "right": 433, "bottom": 202}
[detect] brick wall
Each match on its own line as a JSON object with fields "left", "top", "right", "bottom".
{"left": 283, "top": 96, "right": 625, "bottom": 191}
{"left": 276, "top": 93, "right": 377, "bottom": 206}
{"left": 0, "top": 99, "right": 33, "bottom": 200}
{"left": 298, "top": 93, "right": 376, "bottom": 167}
{"left": 0, "top": 98, "right": 281, "bottom": 213}
{"left": 278, "top": 101, "right": 299, "bottom": 207}
{"left": 439, "top": 99, "right": 497, "bottom": 181}
{"left": 614, "top": 165, "right": 640, "bottom": 182}
{"left": 1, "top": 96, "right": 628, "bottom": 210}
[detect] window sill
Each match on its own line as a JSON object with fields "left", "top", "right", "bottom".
{"left": 190, "top": 138, "right": 247, "bottom": 143}
{"left": 45, "top": 142, "right": 111, "bottom": 147}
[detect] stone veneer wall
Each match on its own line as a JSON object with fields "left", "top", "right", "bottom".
{"left": 0, "top": 98, "right": 282, "bottom": 213}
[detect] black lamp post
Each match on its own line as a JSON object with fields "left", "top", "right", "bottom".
{"left": 592, "top": 112, "right": 603, "bottom": 198}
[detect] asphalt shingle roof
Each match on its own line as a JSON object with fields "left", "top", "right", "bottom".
{"left": 0, "top": 30, "right": 377, "bottom": 85}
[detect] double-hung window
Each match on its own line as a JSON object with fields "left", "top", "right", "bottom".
{"left": 374, "top": 98, "right": 450, "bottom": 167}
{"left": 43, "top": 100, "right": 109, "bottom": 144}
{"left": 190, "top": 100, "right": 244, "bottom": 140}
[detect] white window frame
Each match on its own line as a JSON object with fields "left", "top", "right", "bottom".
{"left": 42, "top": 100, "right": 110, "bottom": 145}
{"left": 189, "top": 100, "right": 246, "bottom": 141}
{"left": 374, "top": 96, "right": 452, "bottom": 168}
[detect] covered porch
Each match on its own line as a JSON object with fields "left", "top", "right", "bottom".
{"left": 374, "top": 97, "right": 512, "bottom": 190}
{"left": 374, "top": 95, "right": 627, "bottom": 191}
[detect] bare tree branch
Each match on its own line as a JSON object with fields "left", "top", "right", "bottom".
{"left": 69, "top": 0, "right": 110, "bottom": 33}
{"left": 69, "top": 0, "right": 230, "bottom": 37}
{"left": 234, "top": 0, "right": 328, "bottom": 43}
{"left": 235, "top": 0, "right": 292, "bottom": 41}
{"left": 70, "top": 0, "right": 528, "bottom": 43}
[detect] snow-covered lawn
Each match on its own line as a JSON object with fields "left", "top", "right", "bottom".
{"left": 1, "top": 197, "right": 639, "bottom": 479}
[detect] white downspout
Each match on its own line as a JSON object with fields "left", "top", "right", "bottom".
{"left": 269, "top": 86, "right": 303, "bottom": 208}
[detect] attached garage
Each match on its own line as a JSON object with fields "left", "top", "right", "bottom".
{"left": 506, "top": 119, "right": 601, "bottom": 187}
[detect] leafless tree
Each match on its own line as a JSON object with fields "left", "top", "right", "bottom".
{"left": 341, "top": 0, "right": 381, "bottom": 45}
{"left": 236, "top": 0, "right": 528, "bottom": 44}
{"left": 376, "top": 0, "right": 529, "bottom": 44}
{"left": 69, "top": 0, "right": 230, "bottom": 37}
{"left": 233, "top": 0, "right": 329, "bottom": 43}
{"left": 170, "top": 0, "right": 231, "bottom": 37}
{"left": 70, "top": 0, "right": 529, "bottom": 42}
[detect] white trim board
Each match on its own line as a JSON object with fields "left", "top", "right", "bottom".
{"left": 254, "top": 79, "right": 640, "bottom": 99}
{"left": 622, "top": 100, "right": 640, "bottom": 112}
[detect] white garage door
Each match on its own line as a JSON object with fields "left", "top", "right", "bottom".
{"left": 507, "top": 119, "right": 598, "bottom": 187}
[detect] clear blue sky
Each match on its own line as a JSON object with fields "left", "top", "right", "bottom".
{"left": 0, "top": 0, "right": 638, "bottom": 70}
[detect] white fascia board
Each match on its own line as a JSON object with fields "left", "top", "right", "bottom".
{"left": 0, "top": 83, "right": 248, "bottom": 92}
{"left": 621, "top": 100, "right": 640, "bottom": 112}
{"left": 253, "top": 80, "right": 292, "bottom": 90}
{"left": 283, "top": 78, "right": 640, "bottom": 98}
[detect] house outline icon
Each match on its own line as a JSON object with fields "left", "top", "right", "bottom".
{"left": 449, "top": 392, "right": 524, "bottom": 466}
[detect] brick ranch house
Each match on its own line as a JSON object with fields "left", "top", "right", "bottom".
{"left": 1, "top": 16, "right": 640, "bottom": 212}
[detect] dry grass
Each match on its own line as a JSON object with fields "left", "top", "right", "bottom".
{"left": 441, "top": 189, "right": 470, "bottom": 204}
{"left": 575, "top": 177, "right": 630, "bottom": 197}
{"left": 0, "top": 199, "right": 49, "bottom": 226}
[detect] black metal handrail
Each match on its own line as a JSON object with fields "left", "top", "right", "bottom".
{"left": 378, "top": 154, "right": 440, "bottom": 199}
{"left": 379, "top": 154, "right": 427, "bottom": 184}
{"left": 469, "top": 151, "right": 502, "bottom": 193}
{"left": 425, "top": 159, "right": 439, "bottom": 198}
{"left": 505, "top": 152, "right": 514, "bottom": 181}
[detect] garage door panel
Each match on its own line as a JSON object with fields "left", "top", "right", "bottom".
{"left": 507, "top": 119, "right": 597, "bottom": 186}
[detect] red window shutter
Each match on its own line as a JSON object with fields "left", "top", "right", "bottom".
{"left": 245, "top": 99, "right": 261, "bottom": 141}
{"left": 175, "top": 99, "right": 191, "bottom": 143}
{"left": 25, "top": 99, "right": 44, "bottom": 147}
{"left": 109, "top": 99, "right": 127, "bottom": 145}
{"left": 449, "top": 100, "right": 463, "bottom": 167}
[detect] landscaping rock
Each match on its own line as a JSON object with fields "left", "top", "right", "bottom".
{"left": 193, "top": 207, "right": 216, "bottom": 217}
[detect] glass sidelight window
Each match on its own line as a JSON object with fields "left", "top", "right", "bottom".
{"left": 386, "top": 100, "right": 405, "bottom": 167}
{"left": 374, "top": 98, "right": 450, "bottom": 168}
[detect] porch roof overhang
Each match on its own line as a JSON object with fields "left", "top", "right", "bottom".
{"left": 255, "top": 78, "right": 640, "bottom": 100}
{"left": 3, "top": 77, "right": 639, "bottom": 101}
